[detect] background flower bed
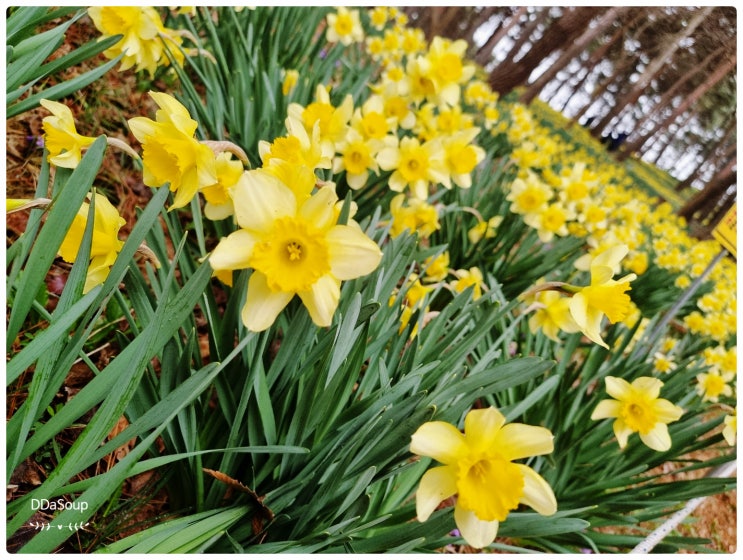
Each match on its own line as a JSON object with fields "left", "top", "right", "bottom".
{"left": 5, "top": 6, "right": 736, "bottom": 554}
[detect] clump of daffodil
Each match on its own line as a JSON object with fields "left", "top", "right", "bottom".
{"left": 410, "top": 407, "right": 557, "bottom": 549}
{"left": 288, "top": 85, "right": 354, "bottom": 155}
{"left": 58, "top": 193, "right": 126, "bottom": 293}
{"left": 208, "top": 170, "right": 382, "bottom": 331}
{"left": 564, "top": 244, "right": 637, "bottom": 349}
{"left": 325, "top": 7, "right": 364, "bottom": 46}
{"left": 591, "top": 376, "right": 684, "bottom": 451}
{"left": 128, "top": 91, "right": 218, "bottom": 210}
{"left": 39, "top": 99, "right": 97, "bottom": 168}
{"left": 88, "top": 6, "right": 185, "bottom": 75}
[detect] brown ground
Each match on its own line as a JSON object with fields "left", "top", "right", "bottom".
{"left": 6, "top": 9, "right": 737, "bottom": 555}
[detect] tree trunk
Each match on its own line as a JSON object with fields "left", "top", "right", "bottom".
{"left": 488, "top": 7, "right": 599, "bottom": 94}
{"left": 574, "top": 55, "right": 639, "bottom": 127}
{"left": 592, "top": 6, "right": 714, "bottom": 135}
{"left": 474, "top": 6, "right": 528, "bottom": 67}
{"left": 705, "top": 190, "right": 736, "bottom": 230}
{"left": 678, "top": 156, "right": 737, "bottom": 221}
{"left": 520, "top": 6, "right": 624, "bottom": 105}
{"left": 618, "top": 50, "right": 736, "bottom": 159}
{"left": 621, "top": 44, "right": 728, "bottom": 148}
{"left": 675, "top": 119, "right": 737, "bottom": 191}
{"left": 497, "top": 7, "right": 548, "bottom": 64}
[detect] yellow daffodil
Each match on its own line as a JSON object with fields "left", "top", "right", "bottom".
{"left": 332, "top": 128, "right": 381, "bottom": 190}
{"left": 369, "top": 7, "right": 388, "bottom": 30}
{"left": 209, "top": 170, "right": 382, "bottom": 331}
{"left": 695, "top": 370, "right": 735, "bottom": 403}
{"left": 288, "top": 85, "right": 354, "bottom": 155}
{"left": 441, "top": 129, "right": 486, "bottom": 189}
{"left": 506, "top": 172, "right": 553, "bottom": 215}
{"left": 39, "top": 99, "right": 97, "bottom": 169}
{"left": 325, "top": 7, "right": 364, "bottom": 46}
{"left": 523, "top": 202, "right": 576, "bottom": 243}
{"left": 88, "top": 7, "right": 184, "bottom": 75}
{"left": 652, "top": 352, "right": 677, "bottom": 375}
{"left": 200, "top": 152, "right": 244, "bottom": 221}
{"left": 451, "top": 267, "right": 486, "bottom": 300}
{"left": 58, "top": 193, "right": 126, "bottom": 293}
{"left": 128, "top": 91, "right": 218, "bottom": 210}
{"left": 425, "top": 36, "right": 475, "bottom": 106}
{"left": 567, "top": 245, "right": 637, "bottom": 349}
{"left": 722, "top": 409, "right": 736, "bottom": 446}
{"left": 467, "top": 216, "right": 502, "bottom": 244}
{"left": 527, "top": 290, "right": 580, "bottom": 342}
{"left": 422, "top": 251, "right": 450, "bottom": 283}
{"left": 377, "top": 136, "right": 448, "bottom": 199}
{"left": 410, "top": 407, "right": 557, "bottom": 549}
{"left": 389, "top": 194, "right": 440, "bottom": 240}
{"left": 282, "top": 69, "right": 299, "bottom": 96}
{"left": 591, "top": 376, "right": 684, "bottom": 451}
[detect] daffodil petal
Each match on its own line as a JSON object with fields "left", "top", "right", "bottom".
{"left": 299, "top": 186, "right": 338, "bottom": 230}
{"left": 231, "top": 170, "right": 296, "bottom": 232}
{"left": 454, "top": 503, "right": 498, "bottom": 549}
{"left": 463, "top": 407, "right": 506, "bottom": 453}
{"left": 612, "top": 418, "right": 632, "bottom": 449}
{"left": 517, "top": 464, "right": 557, "bottom": 516}
{"left": 297, "top": 274, "right": 340, "bottom": 327}
{"left": 604, "top": 376, "right": 633, "bottom": 400}
{"left": 493, "top": 423, "right": 554, "bottom": 460}
{"left": 209, "top": 230, "right": 256, "bottom": 271}
{"left": 591, "top": 399, "right": 621, "bottom": 420}
{"left": 415, "top": 465, "right": 458, "bottom": 522}
{"left": 326, "top": 225, "right": 382, "bottom": 280}
{"left": 653, "top": 399, "right": 684, "bottom": 423}
{"left": 631, "top": 376, "right": 663, "bottom": 399}
{"left": 242, "top": 271, "right": 293, "bottom": 332}
{"left": 640, "top": 423, "right": 672, "bottom": 452}
{"left": 410, "top": 421, "right": 467, "bottom": 465}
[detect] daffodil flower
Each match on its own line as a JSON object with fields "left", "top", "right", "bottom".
{"left": 567, "top": 244, "right": 637, "bottom": 348}
{"left": 209, "top": 170, "right": 382, "bottom": 331}
{"left": 591, "top": 376, "right": 684, "bottom": 451}
{"left": 88, "top": 7, "right": 184, "bottom": 75}
{"left": 40, "top": 99, "right": 97, "bottom": 169}
{"left": 722, "top": 408, "right": 736, "bottom": 446}
{"left": 128, "top": 91, "right": 218, "bottom": 210}
{"left": 325, "top": 7, "right": 364, "bottom": 46}
{"left": 58, "top": 193, "right": 126, "bottom": 293}
{"left": 410, "top": 407, "right": 557, "bottom": 549}
{"left": 527, "top": 289, "right": 580, "bottom": 342}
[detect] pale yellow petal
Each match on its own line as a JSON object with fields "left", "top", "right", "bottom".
{"left": 640, "top": 423, "right": 672, "bottom": 452}
{"left": 652, "top": 399, "right": 684, "bottom": 423}
{"left": 493, "top": 423, "right": 554, "bottom": 460}
{"left": 299, "top": 186, "right": 338, "bottom": 231}
{"left": 410, "top": 421, "right": 467, "bottom": 465}
{"left": 242, "top": 271, "right": 293, "bottom": 332}
{"left": 517, "top": 464, "right": 557, "bottom": 516}
{"left": 326, "top": 225, "right": 382, "bottom": 280}
{"left": 612, "top": 418, "right": 632, "bottom": 449}
{"left": 297, "top": 274, "right": 341, "bottom": 327}
{"left": 604, "top": 376, "right": 632, "bottom": 400}
{"left": 127, "top": 116, "right": 158, "bottom": 142}
{"left": 454, "top": 503, "right": 498, "bottom": 549}
{"left": 591, "top": 399, "right": 622, "bottom": 420}
{"left": 631, "top": 376, "right": 663, "bottom": 399}
{"left": 209, "top": 230, "right": 256, "bottom": 271}
{"left": 415, "top": 465, "right": 458, "bottom": 522}
{"left": 230, "top": 170, "right": 296, "bottom": 232}
{"left": 463, "top": 407, "right": 505, "bottom": 454}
